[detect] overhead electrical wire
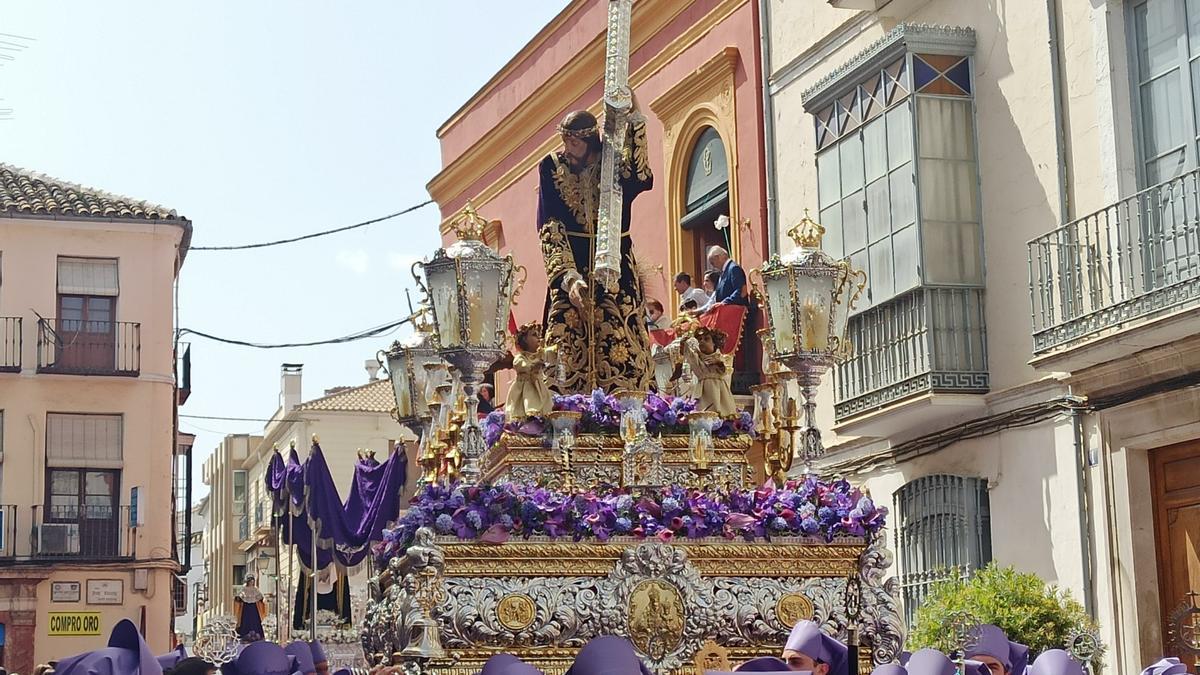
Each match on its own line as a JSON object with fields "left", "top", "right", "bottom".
{"left": 178, "top": 316, "right": 411, "bottom": 349}
{"left": 189, "top": 199, "right": 435, "bottom": 251}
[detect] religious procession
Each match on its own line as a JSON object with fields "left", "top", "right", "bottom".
{"left": 1, "top": 1, "right": 1198, "bottom": 675}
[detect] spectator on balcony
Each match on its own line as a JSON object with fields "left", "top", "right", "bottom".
{"left": 645, "top": 299, "right": 670, "bottom": 330}
{"left": 477, "top": 384, "right": 496, "bottom": 415}
{"left": 705, "top": 246, "right": 748, "bottom": 311}
{"left": 674, "top": 272, "right": 709, "bottom": 312}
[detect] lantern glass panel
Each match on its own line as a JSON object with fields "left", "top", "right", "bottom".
{"left": 764, "top": 272, "right": 795, "bottom": 354}
{"left": 387, "top": 349, "right": 414, "bottom": 419}
{"left": 795, "top": 272, "right": 833, "bottom": 352}
{"left": 428, "top": 265, "right": 461, "bottom": 348}
{"left": 463, "top": 266, "right": 502, "bottom": 347}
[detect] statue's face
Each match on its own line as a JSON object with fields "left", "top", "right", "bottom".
{"left": 562, "top": 135, "right": 592, "bottom": 167}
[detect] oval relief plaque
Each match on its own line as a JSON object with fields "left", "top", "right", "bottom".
{"left": 496, "top": 593, "right": 537, "bottom": 631}
{"left": 628, "top": 579, "right": 685, "bottom": 660}
{"left": 775, "top": 592, "right": 814, "bottom": 628}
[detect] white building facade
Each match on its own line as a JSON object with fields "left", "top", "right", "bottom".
{"left": 766, "top": 1, "right": 1200, "bottom": 671}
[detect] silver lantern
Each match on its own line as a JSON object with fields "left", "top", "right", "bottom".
{"left": 414, "top": 201, "right": 518, "bottom": 483}
{"left": 754, "top": 211, "right": 866, "bottom": 470}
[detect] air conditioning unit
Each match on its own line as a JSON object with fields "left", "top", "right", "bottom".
{"left": 39, "top": 523, "right": 81, "bottom": 555}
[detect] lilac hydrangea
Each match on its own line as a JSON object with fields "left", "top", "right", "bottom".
{"left": 373, "top": 478, "right": 888, "bottom": 568}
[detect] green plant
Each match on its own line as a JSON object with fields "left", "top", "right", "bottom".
{"left": 908, "top": 563, "right": 1103, "bottom": 663}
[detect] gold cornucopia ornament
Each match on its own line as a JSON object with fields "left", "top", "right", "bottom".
{"left": 366, "top": 204, "right": 892, "bottom": 675}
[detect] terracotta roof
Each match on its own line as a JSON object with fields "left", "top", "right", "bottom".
{"left": 296, "top": 379, "right": 395, "bottom": 414}
{"left": 0, "top": 163, "right": 183, "bottom": 221}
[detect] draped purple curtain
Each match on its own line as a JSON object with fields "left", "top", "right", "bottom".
{"left": 265, "top": 442, "right": 407, "bottom": 569}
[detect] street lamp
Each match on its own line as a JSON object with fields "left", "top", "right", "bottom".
{"left": 414, "top": 201, "right": 520, "bottom": 483}
{"left": 754, "top": 211, "right": 866, "bottom": 472}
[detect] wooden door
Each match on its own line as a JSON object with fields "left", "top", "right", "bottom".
{"left": 56, "top": 295, "right": 115, "bottom": 372}
{"left": 1151, "top": 440, "right": 1200, "bottom": 664}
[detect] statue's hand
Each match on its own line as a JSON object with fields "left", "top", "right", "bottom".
{"left": 568, "top": 279, "right": 588, "bottom": 309}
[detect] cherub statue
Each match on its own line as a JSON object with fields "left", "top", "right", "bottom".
{"left": 505, "top": 322, "right": 557, "bottom": 418}
{"left": 682, "top": 326, "right": 735, "bottom": 416}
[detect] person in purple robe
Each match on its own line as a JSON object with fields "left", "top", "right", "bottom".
{"left": 781, "top": 621, "right": 848, "bottom": 675}
{"left": 735, "top": 657, "right": 796, "bottom": 672}
{"left": 224, "top": 642, "right": 291, "bottom": 675}
{"left": 282, "top": 644, "right": 314, "bottom": 675}
{"left": 564, "top": 636, "right": 653, "bottom": 675}
{"left": 234, "top": 575, "right": 268, "bottom": 642}
{"left": 1140, "top": 657, "right": 1189, "bottom": 675}
{"left": 869, "top": 666, "right": 906, "bottom": 675}
{"left": 166, "top": 658, "right": 216, "bottom": 675}
{"left": 55, "top": 619, "right": 164, "bottom": 675}
{"left": 964, "top": 625, "right": 1029, "bottom": 675}
{"left": 1027, "top": 650, "right": 1084, "bottom": 675}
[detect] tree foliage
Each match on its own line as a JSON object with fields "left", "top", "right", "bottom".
{"left": 908, "top": 563, "right": 1103, "bottom": 663}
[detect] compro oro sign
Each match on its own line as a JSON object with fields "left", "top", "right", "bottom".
{"left": 48, "top": 612, "right": 102, "bottom": 636}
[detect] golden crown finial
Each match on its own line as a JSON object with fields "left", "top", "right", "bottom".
{"left": 450, "top": 200, "right": 488, "bottom": 241}
{"left": 786, "top": 209, "right": 826, "bottom": 250}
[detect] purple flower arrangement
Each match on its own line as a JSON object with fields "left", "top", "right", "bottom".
{"left": 482, "top": 390, "right": 756, "bottom": 449}
{"left": 373, "top": 477, "right": 886, "bottom": 567}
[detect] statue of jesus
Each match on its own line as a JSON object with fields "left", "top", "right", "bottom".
{"left": 537, "top": 98, "right": 654, "bottom": 394}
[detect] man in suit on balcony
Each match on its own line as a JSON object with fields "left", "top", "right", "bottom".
{"left": 704, "top": 245, "right": 748, "bottom": 312}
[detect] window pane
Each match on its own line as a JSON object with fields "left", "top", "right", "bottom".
{"left": 863, "top": 118, "right": 887, "bottom": 182}
{"left": 918, "top": 98, "right": 975, "bottom": 161}
{"left": 51, "top": 471, "right": 79, "bottom": 495}
{"left": 842, "top": 190, "right": 867, "bottom": 254}
{"left": 866, "top": 177, "right": 891, "bottom": 242}
{"left": 820, "top": 205, "right": 843, "bottom": 259}
{"left": 893, "top": 224, "right": 921, "bottom": 292}
{"left": 1190, "top": 0, "right": 1200, "bottom": 53}
{"left": 50, "top": 496, "right": 78, "bottom": 516}
{"left": 840, "top": 133, "right": 865, "bottom": 195}
{"left": 890, "top": 165, "right": 916, "bottom": 228}
{"left": 920, "top": 160, "right": 979, "bottom": 222}
{"left": 1141, "top": 71, "right": 1187, "bottom": 158}
{"left": 818, "top": 151, "right": 841, "bottom": 207}
{"left": 886, "top": 103, "right": 913, "bottom": 169}
{"left": 1147, "top": 148, "right": 1188, "bottom": 184}
{"left": 1136, "top": 0, "right": 1184, "bottom": 79}
{"left": 923, "top": 221, "right": 984, "bottom": 284}
{"left": 60, "top": 296, "right": 84, "bottom": 322}
{"left": 84, "top": 472, "right": 114, "bottom": 496}
{"left": 869, "top": 240, "right": 895, "bottom": 301}
{"left": 86, "top": 297, "right": 113, "bottom": 325}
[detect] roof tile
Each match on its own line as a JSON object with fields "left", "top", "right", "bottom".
{"left": 296, "top": 379, "right": 395, "bottom": 414}
{"left": 0, "top": 163, "right": 182, "bottom": 221}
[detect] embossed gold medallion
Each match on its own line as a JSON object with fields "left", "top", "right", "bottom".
{"left": 775, "top": 592, "right": 814, "bottom": 627}
{"left": 496, "top": 593, "right": 537, "bottom": 631}
{"left": 628, "top": 579, "right": 685, "bottom": 660}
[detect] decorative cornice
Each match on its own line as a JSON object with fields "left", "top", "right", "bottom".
{"left": 650, "top": 46, "right": 739, "bottom": 122}
{"left": 800, "top": 23, "right": 976, "bottom": 112}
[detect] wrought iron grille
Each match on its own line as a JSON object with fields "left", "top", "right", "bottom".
{"left": 835, "top": 286, "right": 988, "bottom": 420}
{"left": 36, "top": 318, "right": 141, "bottom": 376}
{"left": 894, "top": 475, "right": 991, "bottom": 625}
{"left": 1028, "top": 168, "right": 1200, "bottom": 353}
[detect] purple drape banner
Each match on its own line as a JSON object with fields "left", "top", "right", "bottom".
{"left": 266, "top": 442, "right": 407, "bottom": 569}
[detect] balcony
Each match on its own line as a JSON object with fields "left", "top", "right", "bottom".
{"left": 1029, "top": 170, "right": 1200, "bottom": 369}
{"left": 834, "top": 286, "right": 989, "bottom": 433}
{"left": 37, "top": 318, "right": 140, "bottom": 376}
{"left": 0, "top": 317, "right": 20, "bottom": 372}
{"left": 0, "top": 505, "right": 136, "bottom": 562}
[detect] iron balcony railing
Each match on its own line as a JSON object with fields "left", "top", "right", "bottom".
{"left": 0, "top": 317, "right": 20, "bottom": 372}
{"left": 0, "top": 505, "right": 136, "bottom": 562}
{"left": 1028, "top": 168, "right": 1200, "bottom": 354}
{"left": 37, "top": 318, "right": 140, "bottom": 376}
{"left": 835, "top": 286, "right": 989, "bottom": 421}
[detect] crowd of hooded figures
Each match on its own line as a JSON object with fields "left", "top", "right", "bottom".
{"left": 14, "top": 617, "right": 1193, "bottom": 675}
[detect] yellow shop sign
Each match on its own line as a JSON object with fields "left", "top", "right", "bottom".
{"left": 48, "top": 612, "right": 101, "bottom": 636}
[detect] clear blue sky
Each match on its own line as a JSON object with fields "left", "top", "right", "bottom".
{"left": 0, "top": 1, "right": 569, "bottom": 501}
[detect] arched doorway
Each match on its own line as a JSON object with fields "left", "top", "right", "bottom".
{"left": 680, "top": 126, "right": 730, "bottom": 281}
